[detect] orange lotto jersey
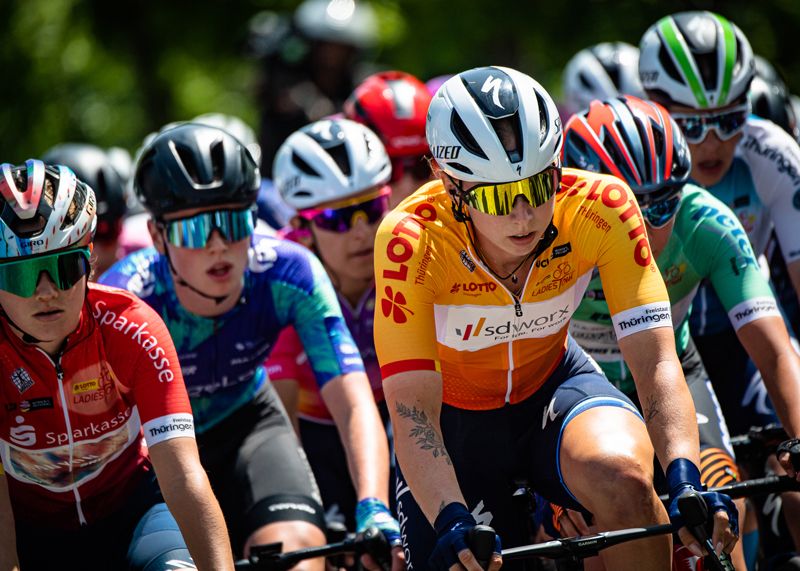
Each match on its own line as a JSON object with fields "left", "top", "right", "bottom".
{"left": 373, "top": 168, "right": 672, "bottom": 410}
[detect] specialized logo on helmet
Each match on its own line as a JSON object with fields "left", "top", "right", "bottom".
{"left": 461, "top": 67, "right": 518, "bottom": 118}
{"left": 481, "top": 76, "right": 506, "bottom": 110}
{"left": 307, "top": 120, "right": 344, "bottom": 147}
{"left": 432, "top": 146, "right": 461, "bottom": 160}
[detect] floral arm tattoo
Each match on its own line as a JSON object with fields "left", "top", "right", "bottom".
{"left": 395, "top": 402, "right": 452, "bottom": 465}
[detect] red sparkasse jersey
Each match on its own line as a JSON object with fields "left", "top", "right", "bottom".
{"left": 0, "top": 283, "right": 194, "bottom": 529}
{"left": 373, "top": 169, "right": 671, "bottom": 410}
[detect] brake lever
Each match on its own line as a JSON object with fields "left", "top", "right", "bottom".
{"left": 678, "top": 491, "right": 734, "bottom": 571}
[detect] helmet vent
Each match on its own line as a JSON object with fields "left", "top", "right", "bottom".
{"left": 447, "top": 162, "right": 474, "bottom": 175}
{"left": 210, "top": 140, "right": 226, "bottom": 181}
{"left": 450, "top": 109, "right": 487, "bottom": 160}
{"left": 175, "top": 144, "right": 202, "bottom": 184}
{"left": 657, "top": 45, "right": 683, "bottom": 83}
{"left": 535, "top": 90, "right": 550, "bottom": 147}
{"left": 59, "top": 181, "right": 88, "bottom": 231}
{"left": 693, "top": 52, "right": 719, "bottom": 91}
{"left": 578, "top": 72, "right": 593, "bottom": 90}
{"left": 488, "top": 116, "right": 523, "bottom": 163}
{"left": 326, "top": 142, "right": 352, "bottom": 177}
{"left": 291, "top": 151, "right": 319, "bottom": 176}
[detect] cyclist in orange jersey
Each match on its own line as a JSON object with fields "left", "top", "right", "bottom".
{"left": 374, "top": 66, "right": 738, "bottom": 570}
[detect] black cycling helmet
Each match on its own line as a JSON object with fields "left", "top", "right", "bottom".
{"left": 41, "top": 143, "right": 127, "bottom": 241}
{"left": 134, "top": 123, "right": 260, "bottom": 218}
{"left": 748, "top": 76, "right": 798, "bottom": 139}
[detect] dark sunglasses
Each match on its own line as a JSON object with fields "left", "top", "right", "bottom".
{"left": 298, "top": 186, "right": 391, "bottom": 233}
{"left": 638, "top": 185, "right": 684, "bottom": 228}
{"left": 0, "top": 247, "right": 91, "bottom": 298}
{"left": 461, "top": 167, "right": 560, "bottom": 216}
{"left": 671, "top": 103, "right": 749, "bottom": 144}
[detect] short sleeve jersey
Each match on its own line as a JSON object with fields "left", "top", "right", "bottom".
{"left": 0, "top": 283, "right": 193, "bottom": 528}
{"left": 691, "top": 117, "right": 800, "bottom": 336}
{"left": 100, "top": 233, "right": 365, "bottom": 433}
{"left": 267, "top": 287, "right": 382, "bottom": 423}
{"left": 373, "top": 169, "right": 672, "bottom": 410}
{"left": 571, "top": 184, "right": 780, "bottom": 393}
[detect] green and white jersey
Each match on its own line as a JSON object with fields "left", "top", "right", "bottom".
{"left": 571, "top": 184, "right": 780, "bottom": 394}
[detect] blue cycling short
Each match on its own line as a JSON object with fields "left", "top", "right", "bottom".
{"left": 394, "top": 336, "right": 641, "bottom": 570}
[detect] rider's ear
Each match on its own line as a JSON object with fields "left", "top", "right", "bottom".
{"left": 148, "top": 218, "right": 166, "bottom": 255}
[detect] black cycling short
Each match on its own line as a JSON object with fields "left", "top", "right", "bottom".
{"left": 15, "top": 471, "right": 193, "bottom": 570}
{"left": 299, "top": 400, "right": 394, "bottom": 532}
{"left": 395, "top": 337, "right": 641, "bottom": 570}
{"left": 197, "top": 382, "right": 326, "bottom": 554}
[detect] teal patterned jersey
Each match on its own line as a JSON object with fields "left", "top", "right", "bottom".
{"left": 100, "top": 233, "right": 365, "bottom": 433}
{"left": 571, "top": 184, "right": 779, "bottom": 394}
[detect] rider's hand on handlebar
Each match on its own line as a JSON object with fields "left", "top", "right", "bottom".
{"left": 428, "top": 503, "right": 501, "bottom": 571}
{"left": 355, "top": 498, "right": 404, "bottom": 571}
{"left": 776, "top": 438, "right": 800, "bottom": 480}
{"left": 360, "top": 546, "right": 405, "bottom": 571}
{"left": 666, "top": 459, "right": 739, "bottom": 557}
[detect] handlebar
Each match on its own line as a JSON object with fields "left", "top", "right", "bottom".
{"left": 234, "top": 526, "right": 390, "bottom": 570}
{"left": 677, "top": 491, "right": 735, "bottom": 571}
{"left": 465, "top": 472, "right": 800, "bottom": 567}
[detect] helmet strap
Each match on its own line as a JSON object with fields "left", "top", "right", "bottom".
{"left": 444, "top": 174, "right": 472, "bottom": 223}
{"left": 1, "top": 309, "right": 43, "bottom": 344}
{"left": 160, "top": 230, "right": 231, "bottom": 306}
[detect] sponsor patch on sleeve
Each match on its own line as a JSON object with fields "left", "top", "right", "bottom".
{"left": 728, "top": 297, "right": 781, "bottom": 330}
{"left": 142, "top": 413, "right": 195, "bottom": 447}
{"left": 612, "top": 302, "right": 672, "bottom": 340}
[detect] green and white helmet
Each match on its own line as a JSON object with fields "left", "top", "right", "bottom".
{"left": 639, "top": 11, "right": 755, "bottom": 109}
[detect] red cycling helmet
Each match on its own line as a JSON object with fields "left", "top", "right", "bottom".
{"left": 562, "top": 95, "right": 691, "bottom": 203}
{"left": 344, "top": 70, "right": 432, "bottom": 158}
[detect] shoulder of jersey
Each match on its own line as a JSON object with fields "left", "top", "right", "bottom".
{"left": 88, "top": 281, "right": 153, "bottom": 316}
{"left": 380, "top": 180, "right": 451, "bottom": 230}
{"left": 111, "top": 246, "right": 161, "bottom": 275}
{"left": 741, "top": 115, "right": 800, "bottom": 151}
{"left": 676, "top": 183, "right": 742, "bottom": 231}
{"left": 558, "top": 168, "right": 637, "bottom": 211}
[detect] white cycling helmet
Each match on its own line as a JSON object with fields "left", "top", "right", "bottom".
{"left": 426, "top": 66, "right": 562, "bottom": 183}
{"left": 274, "top": 118, "right": 391, "bottom": 210}
{"left": 562, "top": 42, "right": 645, "bottom": 115}
{"left": 0, "top": 159, "right": 96, "bottom": 259}
{"left": 294, "top": 0, "right": 378, "bottom": 49}
{"left": 639, "top": 11, "right": 755, "bottom": 109}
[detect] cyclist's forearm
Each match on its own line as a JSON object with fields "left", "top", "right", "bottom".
{"left": 159, "top": 466, "right": 234, "bottom": 570}
{"left": 149, "top": 439, "right": 234, "bottom": 571}
{"left": 738, "top": 317, "right": 800, "bottom": 437}
{"left": 758, "top": 351, "right": 800, "bottom": 437}
{"left": 621, "top": 329, "right": 700, "bottom": 469}
{"left": 390, "top": 397, "right": 466, "bottom": 525}
{"left": 323, "top": 374, "right": 390, "bottom": 503}
{"left": 636, "top": 358, "right": 700, "bottom": 469}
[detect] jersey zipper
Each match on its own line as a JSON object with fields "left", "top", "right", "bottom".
{"left": 37, "top": 347, "right": 88, "bottom": 526}
{"left": 466, "top": 243, "right": 532, "bottom": 404}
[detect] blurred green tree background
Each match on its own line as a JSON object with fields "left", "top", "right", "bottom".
{"left": 1, "top": 0, "right": 798, "bottom": 163}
